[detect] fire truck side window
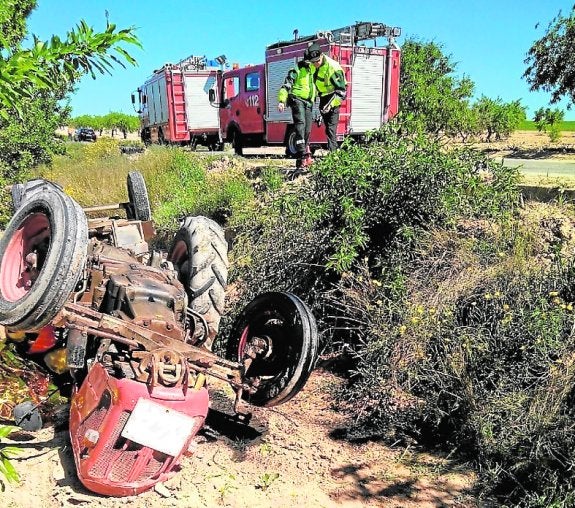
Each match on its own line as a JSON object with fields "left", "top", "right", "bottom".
{"left": 224, "top": 76, "right": 240, "bottom": 101}
{"left": 245, "top": 72, "right": 260, "bottom": 92}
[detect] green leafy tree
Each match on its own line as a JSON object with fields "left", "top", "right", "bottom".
{"left": 399, "top": 39, "right": 476, "bottom": 139}
{"left": 114, "top": 113, "right": 139, "bottom": 138}
{"left": 70, "top": 112, "right": 139, "bottom": 137}
{"left": 0, "top": 4, "right": 142, "bottom": 116}
{"left": 533, "top": 107, "right": 564, "bottom": 142}
{"left": 473, "top": 97, "right": 526, "bottom": 142}
{"left": 0, "top": 1, "right": 141, "bottom": 224}
{"left": 524, "top": 7, "right": 575, "bottom": 107}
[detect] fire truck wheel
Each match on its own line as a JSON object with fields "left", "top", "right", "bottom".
{"left": 126, "top": 171, "right": 152, "bottom": 221}
{"left": 231, "top": 129, "right": 243, "bottom": 156}
{"left": 284, "top": 128, "right": 298, "bottom": 158}
{"left": 168, "top": 216, "right": 229, "bottom": 348}
{"left": 226, "top": 291, "right": 319, "bottom": 407}
{"left": 0, "top": 181, "right": 88, "bottom": 331}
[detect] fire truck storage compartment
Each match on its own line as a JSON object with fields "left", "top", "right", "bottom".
{"left": 349, "top": 47, "right": 388, "bottom": 133}
{"left": 183, "top": 71, "right": 219, "bottom": 130}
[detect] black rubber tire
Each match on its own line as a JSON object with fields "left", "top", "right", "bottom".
{"left": 284, "top": 127, "right": 298, "bottom": 158}
{"left": 0, "top": 181, "right": 88, "bottom": 331}
{"left": 126, "top": 171, "right": 152, "bottom": 221}
{"left": 168, "top": 216, "right": 229, "bottom": 348}
{"left": 10, "top": 184, "right": 24, "bottom": 210}
{"left": 231, "top": 129, "right": 244, "bottom": 156}
{"left": 226, "top": 291, "right": 319, "bottom": 407}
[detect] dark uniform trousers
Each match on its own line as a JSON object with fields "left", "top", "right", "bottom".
{"left": 322, "top": 106, "right": 340, "bottom": 152}
{"left": 288, "top": 96, "right": 313, "bottom": 159}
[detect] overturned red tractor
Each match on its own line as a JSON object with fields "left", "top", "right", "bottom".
{"left": 0, "top": 175, "right": 318, "bottom": 496}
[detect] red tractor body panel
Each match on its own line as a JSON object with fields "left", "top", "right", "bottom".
{"left": 69, "top": 362, "right": 208, "bottom": 497}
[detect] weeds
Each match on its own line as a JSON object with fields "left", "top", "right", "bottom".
{"left": 0, "top": 426, "right": 20, "bottom": 490}
{"left": 256, "top": 472, "right": 279, "bottom": 491}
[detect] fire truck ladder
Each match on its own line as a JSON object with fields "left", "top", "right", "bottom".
{"left": 169, "top": 68, "right": 189, "bottom": 140}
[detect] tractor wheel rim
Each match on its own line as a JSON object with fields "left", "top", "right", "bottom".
{"left": 0, "top": 212, "right": 51, "bottom": 302}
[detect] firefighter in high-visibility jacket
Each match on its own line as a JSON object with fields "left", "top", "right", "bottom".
{"left": 277, "top": 57, "right": 317, "bottom": 169}
{"left": 306, "top": 42, "right": 347, "bottom": 151}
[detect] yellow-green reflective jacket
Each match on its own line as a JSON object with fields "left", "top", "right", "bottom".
{"left": 314, "top": 55, "right": 347, "bottom": 107}
{"left": 278, "top": 61, "right": 317, "bottom": 104}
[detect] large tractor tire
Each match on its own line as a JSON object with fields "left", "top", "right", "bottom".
{"left": 126, "top": 171, "right": 152, "bottom": 221}
{"left": 226, "top": 291, "right": 319, "bottom": 407}
{"left": 168, "top": 216, "right": 229, "bottom": 348}
{"left": 0, "top": 181, "right": 88, "bottom": 331}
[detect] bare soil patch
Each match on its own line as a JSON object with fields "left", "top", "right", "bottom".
{"left": 477, "top": 129, "right": 575, "bottom": 160}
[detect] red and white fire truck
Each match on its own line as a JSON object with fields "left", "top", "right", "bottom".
{"left": 133, "top": 55, "right": 225, "bottom": 150}
{"left": 210, "top": 22, "right": 401, "bottom": 155}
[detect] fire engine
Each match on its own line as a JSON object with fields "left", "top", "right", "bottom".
{"left": 210, "top": 21, "right": 401, "bottom": 156}
{"left": 132, "top": 55, "right": 226, "bottom": 150}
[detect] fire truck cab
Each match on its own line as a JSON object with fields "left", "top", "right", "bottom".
{"left": 218, "top": 64, "right": 267, "bottom": 155}
{"left": 211, "top": 21, "right": 401, "bottom": 156}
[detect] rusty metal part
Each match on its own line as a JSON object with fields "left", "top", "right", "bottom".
{"left": 59, "top": 302, "right": 248, "bottom": 389}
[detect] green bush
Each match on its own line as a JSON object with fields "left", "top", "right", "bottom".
{"left": 310, "top": 122, "right": 520, "bottom": 273}
{"left": 337, "top": 217, "right": 575, "bottom": 505}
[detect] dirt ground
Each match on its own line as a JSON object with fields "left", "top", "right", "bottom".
{"left": 2, "top": 370, "right": 477, "bottom": 508}
{"left": 474, "top": 129, "right": 575, "bottom": 159}
{"left": 3, "top": 129, "right": 572, "bottom": 508}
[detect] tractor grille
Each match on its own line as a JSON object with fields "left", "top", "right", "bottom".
{"left": 78, "top": 406, "right": 108, "bottom": 443}
{"left": 89, "top": 410, "right": 166, "bottom": 483}
{"left": 89, "top": 410, "right": 130, "bottom": 479}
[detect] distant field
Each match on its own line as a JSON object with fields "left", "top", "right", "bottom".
{"left": 518, "top": 120, "right": 575, "bottom": 131}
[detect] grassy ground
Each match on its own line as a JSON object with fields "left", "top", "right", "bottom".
{"left": 518, "top": 120, "right": 575, "bottom": 131}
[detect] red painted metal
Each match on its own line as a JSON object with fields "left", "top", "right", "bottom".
{"left": 0, "top": 213, "right": 50, "bottom": 302}
{"left": 69, "top": 362, "right": 208, "bottom": 497}
{"left": 165, "top": 69, "right": 189, "bottom": 142}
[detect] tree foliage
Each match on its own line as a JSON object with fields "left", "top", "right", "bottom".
{"left": 472, "top": 97, "right": 526, "bottom": 142}
{"left": 399, "top": 39, "right": 475, "bottom": 138}
{"left": 0, "top": 2, "right": 142, "bottom": 117}
{"left": 70, "top": 112, "right": 140, "bottom": 137}
{"left": 0, "top": 0, "right": 141, "bottom": 216}
{"left": 400, "top": 39, "right": 525, "bottom": 142}
{"left": 534, "top": 106, "right": 565, "bottom": 142}
{"left": 524, "top": 7, "right": 575, "bottom": 107}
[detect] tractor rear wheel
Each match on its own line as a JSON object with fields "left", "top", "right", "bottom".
{"left": 0, "top": 181, "right": 88, "bottom": 331}
{"left": 168, "top": 216, "right": 229, "bottom": 348}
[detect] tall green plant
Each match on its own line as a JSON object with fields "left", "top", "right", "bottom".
{"left": 0, "top": 425, "right": 20, "bottom": 489}
{"left": 0, "top": 0, "right": 141, "bottom": 213}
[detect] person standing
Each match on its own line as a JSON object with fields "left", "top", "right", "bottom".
{"left": 306, "top": 42, "right": 347, "bottom": 151}
{"left": 277, "top": 55, "right": 317, "bottom": 169}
